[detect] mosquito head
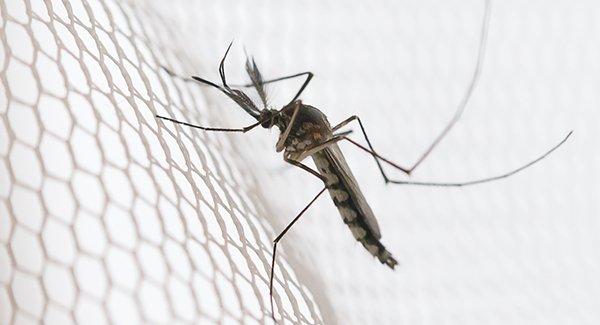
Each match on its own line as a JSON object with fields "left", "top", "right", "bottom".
{"left": 191, "top": 42, "right": 269, "bottom": 121}
{"left": 257, "top": 108, "right": 282, "bottom": 129}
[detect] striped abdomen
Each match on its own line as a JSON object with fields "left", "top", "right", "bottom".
{"left": 312, "top": 144, "right": 398, "bottom": 269}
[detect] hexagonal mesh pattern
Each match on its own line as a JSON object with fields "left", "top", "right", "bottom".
{"left": 0, "top": 0, "right": 322, "bottom": 323}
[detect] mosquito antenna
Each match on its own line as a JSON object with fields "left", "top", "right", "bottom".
{"left": 181, "top": 43, "right": 263, "bottom": 119}
{"left": 407, "top": 0, "right": 492, "bottom": 174}
{"left": 219, "top": 41, "right": 234, "bottom": 87}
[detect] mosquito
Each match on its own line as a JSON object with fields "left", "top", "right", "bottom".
{"left": 156, "top": 1, "right": 571, "bottom": 320}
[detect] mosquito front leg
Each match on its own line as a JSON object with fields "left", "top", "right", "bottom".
{"left": 275, "top": 101, "right": 301, "bottom": 151}
{"left": 236, "top": 70, "right": 313, "bottom": 103}
{"left": 238, "top": 71, "right": 312, "bottom": 88}
{"left": 162, "top": 41, "right": 313, "bottom": 106}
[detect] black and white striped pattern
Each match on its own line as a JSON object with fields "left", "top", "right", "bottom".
{"left": 312, "top": 144, "right": 398, "bottom": 269}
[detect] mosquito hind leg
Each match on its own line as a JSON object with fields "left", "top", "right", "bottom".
{"left": 391, "top": 0, "right": 491, "bottom": 174}
{"left": 330, "top": 0, "right": 492, "bottom": 179}
{"left": 332, "top": 115, "right": 409, "bottom": 183}
{"left": 340, "top": 131, "right": 573, "bottom": 188}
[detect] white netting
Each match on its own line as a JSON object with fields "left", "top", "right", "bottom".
{"left": 0, "top": 0, "right": 322, "bottom": 323}
{"left": 2, "top": 0, "right": 600, "bottom": 324}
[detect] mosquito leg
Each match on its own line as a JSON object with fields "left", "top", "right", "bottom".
{"left": 234, "top": 71, "right": 313, "bottom": 88}
{"left": 330, "top": 0, "right": 491, "bottom": 178}
{"left": 177, "top": 69, "right": 313, "bottom": 105}
{"left": 289, "top": 72, "right": 313, "bottom": 102}
{"left": 164, "top": 42, "right": 313, "bottom": 103}
{"left": 163, "top": 66, "right": 313, "bottom": 91}
{"left": 342, "top": 131, "right": 573, "bottom": 188}
{"left": 164, "top": 46, "right": 312, "bottom": 103}
{"left": 269, "top": 161, "right": 326, "bottom": 321}
{"left": 293, "top": 135, "right": 348, "bottom": 162}
{"left": 266, "top": 155, "right": 330, "bottom": 320}
{"left": 400, "top": 0, "right": 491, "bottom": 174}
{"left": 233, "top": 70, "right": 312, "bottom": 103}
{"left": 160, "top": 66, "right": 196, "bottom": 82}
{"left": 332, "top": 115, "right": 405, "bottom": 183}
{"left": 278, "top": 107, "right": 352, "bottom": 157}
{"left": 275, "top": 102, "right": 348, "bottom": 155}
{"left": 284, "top": 158, "right": 328, "bottom": 183}
{"left": 156, "top": 113, "right": 272, "bottom": 133}
{"left": 276, "top": 101, "right": 302, "bottom": 151}
{"left": 269, "top": 186, "right": 326, "bottom": 320}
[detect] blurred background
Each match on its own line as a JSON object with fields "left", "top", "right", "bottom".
{"left": 1, "top": 0, "right": 599, "bottom": 324}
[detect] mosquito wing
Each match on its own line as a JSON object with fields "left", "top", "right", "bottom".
{"left": 317, "top": 143, "right": 382, "bottom": 239}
